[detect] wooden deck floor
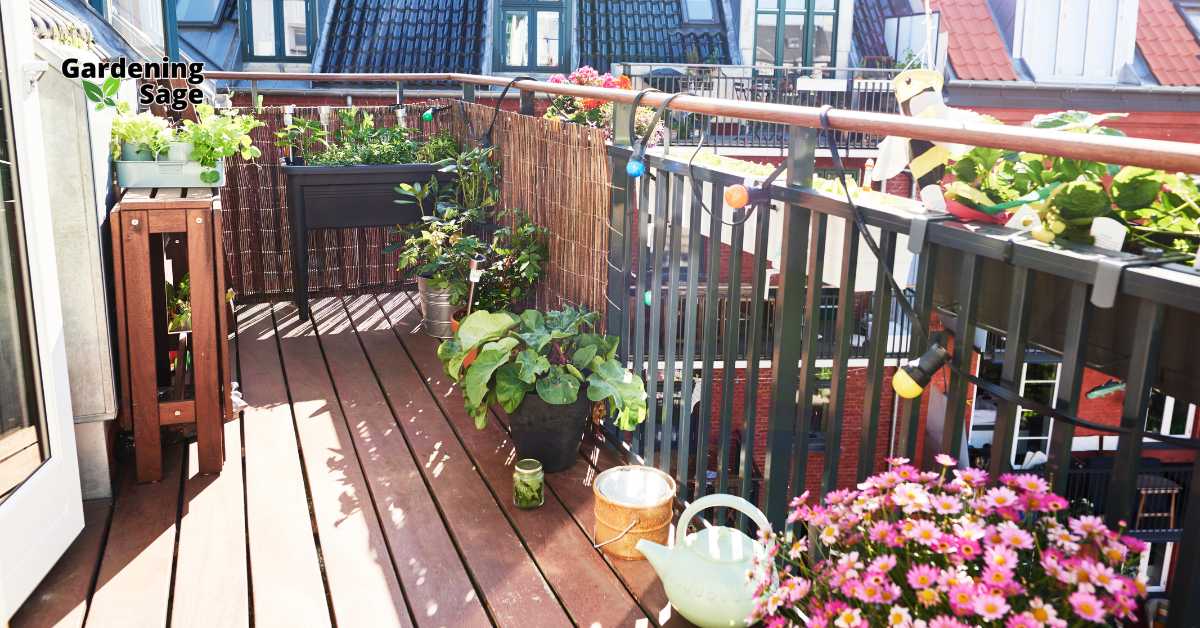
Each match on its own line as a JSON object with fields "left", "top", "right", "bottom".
{"left": 12, "top": 294, "right": 687, "bottom": 628}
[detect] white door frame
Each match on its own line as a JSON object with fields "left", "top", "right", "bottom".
{"left": 0, "top": 0, "right": 85, "bottom": 618}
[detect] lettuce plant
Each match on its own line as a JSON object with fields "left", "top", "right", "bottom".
{"left": 436, "top": 307, "right": 647, "bottom": 430}
{"left": 178, "top": 104, "right": 263, "bottom": 183}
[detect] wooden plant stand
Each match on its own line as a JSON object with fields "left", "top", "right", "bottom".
{"left": 111, "top": 188, "right": 232, "bottom": 482}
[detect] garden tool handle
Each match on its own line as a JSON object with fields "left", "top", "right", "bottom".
{"left": 675, "top": 494, "right": 772, "bottom": 545}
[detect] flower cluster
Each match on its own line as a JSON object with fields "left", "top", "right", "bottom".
{"left": 749, "top": 455, "right": 1148, "bottom": 627}
{"left": 544, "top": 66, "right": 664, "bottom": 145}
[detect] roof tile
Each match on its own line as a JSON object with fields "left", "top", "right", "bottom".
{"left": 1137, "top": 0, "right": 1200, "bottom": 86}
{"left": 929, "top": 0, "right": 1018, "bottom": 81}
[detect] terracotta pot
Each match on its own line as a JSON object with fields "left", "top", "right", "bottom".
{"left": 450, "top": 309, "right": 478, "bottom": 368}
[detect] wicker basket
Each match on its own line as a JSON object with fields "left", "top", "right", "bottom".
{"left": 593, "top": 466, "right": 676, "bottom": 560}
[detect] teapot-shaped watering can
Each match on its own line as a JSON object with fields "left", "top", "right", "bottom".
{"left": 636, "top": 493, "right": 771, "bottom": 628}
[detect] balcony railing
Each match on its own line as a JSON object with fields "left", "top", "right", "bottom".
{"left": 619, "top": 63, "right": 901, "bottom": 151}
{"left": 207, "top": 70, "right": 1200, "bottom": 626}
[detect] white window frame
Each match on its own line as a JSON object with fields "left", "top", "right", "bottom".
{"left": 1011, "top": 362, "right": 1061, "bottom": 469}
{"left": 1139, "top": 541, "right": 1174, "bottom": 592}
{"left": 1146, "top": 392, "right": 1197, "bottom": 440}
{"left": 1011, "top": 0, "right": 1139, "bottom": 84}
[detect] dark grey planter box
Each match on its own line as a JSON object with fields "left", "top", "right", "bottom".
{"left": 282, "top": 161, "right": 452, "bottom": 320}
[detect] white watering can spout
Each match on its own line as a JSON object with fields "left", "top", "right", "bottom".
{"left": 635, "top": 494, "right": 772, "bottom": 628}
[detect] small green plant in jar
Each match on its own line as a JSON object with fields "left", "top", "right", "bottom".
{"left": 513, "top": 458, "right": 544, "bottom": 509}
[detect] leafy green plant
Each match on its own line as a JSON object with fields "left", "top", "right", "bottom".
{"left": 944, "top": 110, "right": 1200, "bottom": 255}
{"left": 437, "top": 146, "right": 500, "bottom": 214}
{"left": 166, "top": 274, "right": 191, "bottom": 332}
{"left": 274, "top": 116, "right": 328, "bottom": 162}
{"left": 435, "top": 307, "right": 647, "bottom": 430}
{"left": 390, "top": 203, "right": 486, "bottom": 290}
{"left": 455, "top": 209, "right": 548, "bottom": 311}
{"left": 415, "top": 130, "right": 461, "bottom": 163}
{"left": 110, "top": 111, "right": 173, "bottom": 160}
{"left": 178, "top": 104, "right": 264, "bottom": 183}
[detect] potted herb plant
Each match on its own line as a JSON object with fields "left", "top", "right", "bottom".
{"left": 451, "top": 208, "right": 549, "bottom": 321}
{"left": 392, "top": 198, "right": 487, "bottom": 338}
{"left": 110, "top": 110, "right": 173, "bottom": 161}
{"left": 436, "top": 307, "right": 647, "bottom": 472}
{"left": 114, "top": 104, "right": 262, "bottom": 187}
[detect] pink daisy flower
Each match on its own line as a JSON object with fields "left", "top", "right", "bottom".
{"left": 974, "top": 593, "right": 1011, "bottom": 621}
{"left": 907, "top": 564, "right": 940, "bottom": 590}
{"left": 1069, "top": 590, "right": 1107, "bottom": 623}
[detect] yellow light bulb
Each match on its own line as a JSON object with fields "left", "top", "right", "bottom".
{"left": 892, "top": 367, "right": 925, "bottom": 399}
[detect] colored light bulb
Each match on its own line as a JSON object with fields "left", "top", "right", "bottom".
{"left": 626, "top": 159, "right": 645, "bottom": 178}
{"left": 725, "top": 185, "right": 751, "bottom": 209}
{"left": 421, "top": 108, "right": 434, "bottom": 122}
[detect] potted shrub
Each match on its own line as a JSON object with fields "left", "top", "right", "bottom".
{"left": 392, "top": 199, "right": 487, "bottom": 338}
{"left": 436, "top": 307, "right": 647, "bottom": 472}
{"left": 450, "top": 208, "right": 549, "bottom": 324}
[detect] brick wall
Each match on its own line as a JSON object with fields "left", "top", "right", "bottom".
{"left": 684, "top": 364, "right": 900, "bottom": 497}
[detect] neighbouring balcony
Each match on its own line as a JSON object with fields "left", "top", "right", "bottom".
{"left": 620, "top": 63, "right": 900, "bottom": 150}
{"left": 11, "top": 71, "right": 1200, "bottom": 628}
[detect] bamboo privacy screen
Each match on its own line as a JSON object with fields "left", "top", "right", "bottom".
{"left": 217, "top": 101, "right": 612, "bottom": 320}
{"left": 440, "top": 100, "right": 612, "bottom": 317}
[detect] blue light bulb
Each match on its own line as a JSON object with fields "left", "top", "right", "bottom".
{"left": 626, "top": 159, "right": 645, "bottom": 178}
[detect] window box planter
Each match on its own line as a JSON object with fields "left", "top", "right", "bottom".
{"left": 115, "top": 142, "right": 227, "bottom": 188}
{"left": 281, "top": 161, "right": 453, "bottom": 320}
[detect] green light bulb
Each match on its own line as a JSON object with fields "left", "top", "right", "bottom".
{"left": 421, "top": 108, "right": 434, "bottom": 122}
{"left": 643, "top": 290, "right": 652, "bottom": 306}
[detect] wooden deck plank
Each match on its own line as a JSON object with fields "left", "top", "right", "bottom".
{"left": 236, "top": 303, "right": 332, "bottom": 628}
{"left": 84, "top": 444, "right": 183, "bottom": 628}
{"left": 311, "top": 296, "right": 490, "bottom": 628}
{"left": 373, "top": 295, "right": 653, "bottom": 628}
{"left": 271, "top": 301, "right": 414, "bottom": 628}
{"left": 11, "top": 500, "right": 111, "bottom": 628}
{"left": 348, "top": 294, "right": 571, "bottom": 628}
{"left": 169, "top": 419, "right": 249, "bottom": 628}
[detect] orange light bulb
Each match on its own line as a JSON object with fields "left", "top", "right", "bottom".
{"left": 724, "top": 185, "right": 750, "bottom": 209}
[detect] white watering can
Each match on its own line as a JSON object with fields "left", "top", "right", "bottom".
{"left": 636, "top": 494, "right": 772, "bottom": 628}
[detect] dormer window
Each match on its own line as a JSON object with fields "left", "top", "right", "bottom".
{"left": 240, "top": 0, "right": 315, "bottom": 62}
{"left": 681, "top": 0, "right": 719, "bottom": 24}
{"left": 1012, "top": 0, "right": 1139, "bottom": 82}
{"left": 495, "top": 0, "right": 569, "bottom": 72}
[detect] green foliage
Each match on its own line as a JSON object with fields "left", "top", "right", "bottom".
{"left": 436, "top": 307, "right": 647, "bottom": 430}
{"left": 438, "top": 146, "right": 500, "bottom": 214}
{"left": 274, "top": 116, "right": 328, "bottom": 161}
{"left": 943, "top": 110, "right": 1200, "bottom": 255}
{"left": 110, "top": 111, "right": 173, "bottom": 159}
{"left": 178, "top": 104, "right": 264, "bottom": 182}
{"left": 391, "top": 201, "right": 487, "bottom": 290}
{"left": 166, "top": 274, "right": 191, "bottom": 332}
{"left": 459, "top": 209, "right": 549, "bottom": 312}
{"left": 415, "top": 130, "right": 461, "bottom": 163}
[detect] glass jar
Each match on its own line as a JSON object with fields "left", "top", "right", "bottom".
{"left": 513, "top": 458, "right": 544, "bottom": 509}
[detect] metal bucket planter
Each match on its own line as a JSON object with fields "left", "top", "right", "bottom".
{"left": 416, "top": 277, "right": 455, "bottom": 339}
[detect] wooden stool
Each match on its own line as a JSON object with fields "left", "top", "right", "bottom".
{"left": 111, "top": 188, "right": 232, "bottom": 482}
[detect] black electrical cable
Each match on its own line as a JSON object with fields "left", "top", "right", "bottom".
{"left": 685, "top": 128, "right": 771, "bottom": 227}
{"left": 482, "top": 75, "right": 534, "bottom": 147}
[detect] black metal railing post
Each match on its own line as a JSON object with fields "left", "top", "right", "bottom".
{"left": 989, "top": 268, "right": 1034, "bottom": 478}
{"left": 857, "top": 231, "right": 897, "bottom": 482}
{"left": 607, "top": 104, "right": 634, "bottom": 353}
{"left": 1105, "top": 299, "right": 1165, "bottom": 526}
{"left": 896, "top": 244, "right": 937, "bottom": 459}
{"left": 1045, "top": 283, "right": 1092, "bottom": 496}
{"left": 519, "top": 90, "right": 535, "bottom": 116}
{"left": 942, "top": 253, "right": 983, "bottom": 458}
{"left": 763, "top": 125, "right": 816, "bottom": 527}
{"left": 823, "top": 218, "right": 861, "bottom": 494}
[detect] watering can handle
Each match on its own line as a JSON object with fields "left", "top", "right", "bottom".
{"left": 675, "top": 494, "right": 772, "bottom": 546}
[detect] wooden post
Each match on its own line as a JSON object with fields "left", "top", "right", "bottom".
{"left": 111, "top": 188, "right": 231, "bottom": 481}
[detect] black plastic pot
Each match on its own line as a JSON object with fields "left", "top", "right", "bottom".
{"left": 508, "top": 393, "right": 593, "bottom": 473}
{"left": 281, "top": 161, "right": 451, "bottom": 320}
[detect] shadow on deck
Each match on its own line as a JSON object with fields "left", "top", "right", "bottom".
{"left": 13, "top": 293, "right": 687, "bottom": 628}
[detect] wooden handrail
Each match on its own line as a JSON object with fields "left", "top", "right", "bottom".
{"left": 205, "top": 71, "right": 1200, "bottom": 173}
